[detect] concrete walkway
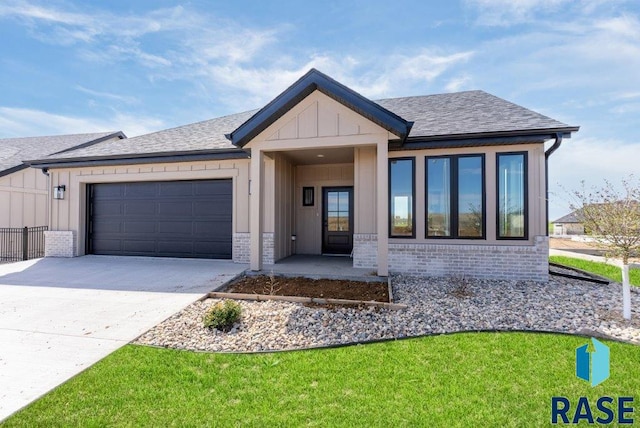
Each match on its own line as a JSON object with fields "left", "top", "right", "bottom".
{"left": 0, "top": 256, "right": 246, "bottom": 421}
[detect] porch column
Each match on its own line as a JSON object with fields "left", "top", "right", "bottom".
{"left": 250, "top": 149, "right": 264, "bottom": 271}
{"left": 376, "top": 140, "right": 389, "bottom": 276}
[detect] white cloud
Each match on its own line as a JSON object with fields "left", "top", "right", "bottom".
{"left": 75, "top": 86, "right": 138, "bottom": 104}
{"left": 0, "top": 106, "right": 163, "bottom": 138}
{"left": 466, "top": 0, "right": 571, "bottom": 26}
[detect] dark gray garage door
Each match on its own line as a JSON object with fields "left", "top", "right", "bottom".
{"left": 88, "top": 180, "right": 232, "bottom": 259}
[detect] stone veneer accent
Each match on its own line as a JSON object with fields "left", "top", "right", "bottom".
{"left": 353, "top": 233, "right": 377, "bottom": 269}
{"left": 388, "top": 236, "right": 549, "bottom": 282}
{"left": 44, "top": 231, "right": 76, "bottom": 258}
{"left": 232, "top": 232, "right": 275, "bottom": 265}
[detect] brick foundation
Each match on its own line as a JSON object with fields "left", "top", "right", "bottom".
{"left": 232, "top": 232, "right": 275, "bottom": 265}
{"left": 388, "top": 236, "right": 549, "bottom": 281}
{"left": 353, "top": 233, "right": 377, "bottom": 269}
{"left": 44, "top": 231, "right": 76, "bottom": 258}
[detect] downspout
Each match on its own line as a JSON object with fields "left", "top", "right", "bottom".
{"left": 544, "top": 133, "right": 563, "bottom": 236}
{"left": 41, "top": 168, "right": 51, "bottom": 230}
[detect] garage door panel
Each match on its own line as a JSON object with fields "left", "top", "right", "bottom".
{"left": 157, "top": 241, "right": 194, "bottom": 254}
{"left": 92, "top": 220, "right": 122, "bottom": 234}
{"left": 195, "top": 221, "right": 231, "bottom": 236}
{"left": 93, "top": 184, "right": 123, "bottom": 199}
{"left": 124, "top": 182, "right": 157, "bottom": 197}
{"left": 193, "top": 201, "right": 232, "bottom": 217}
{"left": 92, "top": 239, "right": 122, "bottom": 253}
{"left": 89, "top": 179, "right": 232, "bottom": 259}
{"left": 158, "top": 202, "right": 193, "bottom": 216}
{"left": 158, "top": 182, "right": 192, "bottom": 196}
{"left": 92, "top": 201, "right": 123, "bottom": 215}
{"left": 157, "top": 221, "right": 193, "bottom": 234}
{"left": 125, "top": 201, "right": 157, "bottom": 216}
{"left": 124, "top": 221, "right": 156, "bottom": 234}
{"left": 195, "top": 181, "right": 231, "bottom": 196}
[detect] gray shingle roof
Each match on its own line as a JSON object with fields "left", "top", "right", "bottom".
{"left": 37, "top": 111, "right": 256, "bottom": 162}
{"left": 36, "top": 90, "right": 576, "bottom": 163}
{"left": 553, "top": 210, "right": 584, "bottom": 224}
{"left": 376, "top": 90, "right": 572, "bottom": 138}
{"left": 0, "top": 131, "right": 122, "bottom": 175}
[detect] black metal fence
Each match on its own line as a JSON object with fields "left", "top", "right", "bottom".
{"left": 0, "top": 226, "right": 48, "bottom": 263}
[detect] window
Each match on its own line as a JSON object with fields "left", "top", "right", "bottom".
{"left": 426, "top": 155, "right": 485, "bottom": 239}
{"left": 389, "top": 158, "right": 415, "bottom": 237}
{"left": 302, "top": 187, "right": 314, "bottom": 206}
{"left": 497, "top": 152, "right": 527, "bottom": 239}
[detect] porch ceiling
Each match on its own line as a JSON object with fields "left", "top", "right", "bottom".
{"left": 274, "top": 146, "right": 354, "bottom": 166}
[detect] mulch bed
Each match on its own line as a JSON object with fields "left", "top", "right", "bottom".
{"left": 224, "top": 275, "right": 389, "bottom": 303}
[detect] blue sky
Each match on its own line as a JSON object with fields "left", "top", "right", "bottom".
{"left": 0, "top": 0, "right": 638, "bottom": 219}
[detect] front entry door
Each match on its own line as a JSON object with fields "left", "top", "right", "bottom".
{"left": 322, "top": 187, "right": 353, "bottom": 254}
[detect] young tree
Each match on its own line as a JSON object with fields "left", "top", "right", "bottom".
{"left": 568, "top": 176, "right": 640, "bottom": 320}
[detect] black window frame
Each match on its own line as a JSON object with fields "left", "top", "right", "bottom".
{"left": 496, "top": 151, "right": 528, "bottom": 240}
{"left": 425, "top": 154, "right": 486, "bottom": 240}
{"left": 388, "top": 157, "right": 416, "bottom": 239}
{"left": 302, "top": 186, "right": 315, "bottom": 207}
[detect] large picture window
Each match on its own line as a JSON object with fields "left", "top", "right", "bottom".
{"left": 389, "top": 158, "right": 415, "bottom": 237}
{"left": 497, "top": 152, "right": 527, "bottom": 239}
{"left": 426, "top": 155, "right": 485, "bottom": 239}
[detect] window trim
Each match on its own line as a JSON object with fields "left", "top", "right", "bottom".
{"left": 496, "top": 151, "right": 529, "bottom": 241}
{"left": 425, "top": 154, "right": 486, "bottom": 240}
{"left": 388, "top": 157, "right": 416, "bottom": 239}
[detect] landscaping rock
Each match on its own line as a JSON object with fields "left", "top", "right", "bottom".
{"left": 134, "top": 275, "right": 640, "bottom": 352}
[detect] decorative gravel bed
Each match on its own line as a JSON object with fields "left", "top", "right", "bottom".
{"left": 134, "top": 274, "right": 640, "bottom": 352}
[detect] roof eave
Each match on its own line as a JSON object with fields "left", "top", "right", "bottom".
{"left": 393, "top": 127, "right": 579, "bottom": 150}
{"left": 26, "top": 149, "right": 248, "bottom": 169}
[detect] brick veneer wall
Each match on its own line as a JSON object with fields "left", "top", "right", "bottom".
{"left": 388, "top": 236, "right": 549, "bottom": 281}
{"left": 44, "top": 231, "right": 76, "bottom": 257}
{"left": 232, "top": 232, "right": 275, "bottom": 265}
{"left": 353, "top": 233, "right": 377, "bottom": 268}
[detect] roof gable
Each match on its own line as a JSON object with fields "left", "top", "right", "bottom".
{"left": 227, "top": 68, "right": 413, "bottom": 147}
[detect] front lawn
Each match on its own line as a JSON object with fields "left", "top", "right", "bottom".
{"left": 550, "top": 255, "right": 640, "bottom": 286}
{"left": 3, "top": 333, "right": 639, "bottom": 427}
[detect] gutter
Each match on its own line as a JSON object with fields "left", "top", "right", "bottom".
{"left": 544, "top": 133, "right": 563, "bottom": 236}
{"left": 26, "top": 149, "right": 248, "bottom": 169}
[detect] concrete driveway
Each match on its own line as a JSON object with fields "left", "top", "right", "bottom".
{"left": 0, "top": 255, "right": 246, "bottom": 421}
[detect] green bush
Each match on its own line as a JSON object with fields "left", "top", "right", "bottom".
{"left": 203, "top": 300, "right": 242, "bottom": 331}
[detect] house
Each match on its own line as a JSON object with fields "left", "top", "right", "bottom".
{"left": 26, "top": 69, "right": 579, "bottom": 281}
{"left": 552, "top": 210, "right": 585, "bottom": 236}
{"left": 0, "top": 132, "right": 125, "bottom": 228}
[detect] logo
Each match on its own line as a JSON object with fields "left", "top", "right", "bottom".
{"left": 551, "top": 337, "right": 635, "bottom": 425}
{"left": 576, "top": 338, "right": 609, "bottom": 387}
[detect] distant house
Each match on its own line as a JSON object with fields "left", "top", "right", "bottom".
{"left": 0, "top": 132, "right": 125, "bottom": 228}
{"left": 553, "top": 210, "right": 585, "bottom": 236}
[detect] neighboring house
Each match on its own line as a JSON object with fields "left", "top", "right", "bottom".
{"left": 27, "top": 69, "right": 579, "bottom": 281}
{"left": 553, "top": 210, "right": 585, "bottom": 236}
{"left": 0, "top": 132, "right": 125, "bottom": 228}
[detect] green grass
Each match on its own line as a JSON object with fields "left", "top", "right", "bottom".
{"left": 550, "top": 255, "right": 640, "bottom": 286}
{"left": 3, "top": 333, "right": 639, "bottom": 427}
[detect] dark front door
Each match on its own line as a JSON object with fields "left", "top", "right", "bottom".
{"left": 322, "top": 187, "right": 353, "bottom": 255}
{"left": 87, "top": 179, "right": 232, "bottom": 259}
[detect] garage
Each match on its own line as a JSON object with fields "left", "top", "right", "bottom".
{"left": 87, "top": 179, "right": 232, "bottom": 259}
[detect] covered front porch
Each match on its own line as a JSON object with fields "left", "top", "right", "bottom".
{"left": 249, "top": 142, "right": 389, "bottom": 276}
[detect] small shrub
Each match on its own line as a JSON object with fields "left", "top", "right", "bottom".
{"left": 203, "top": 300, "right": 242, "bottom": 331}
{"left": 263, "top": 271, "right": 282, "bottom": 295}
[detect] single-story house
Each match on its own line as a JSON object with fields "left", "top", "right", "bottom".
{"left": 552, "top": 210, "right": 585, "bottom": 236}
{"left": 27, "top": 69, "right": 579, "bottom": 281}
{"left": 0, "top": 132, "right": 125, "bottom": 228}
